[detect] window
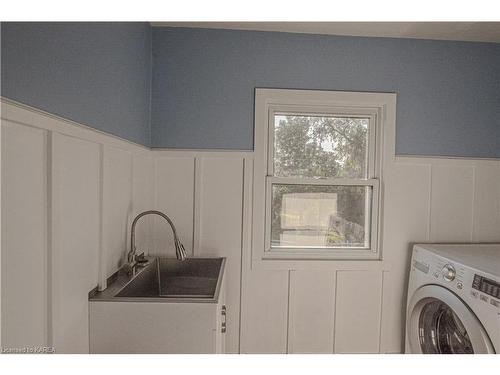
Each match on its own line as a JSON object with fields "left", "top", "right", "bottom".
{"left": 253, "top": 89, "right": 395, "bottom": 260}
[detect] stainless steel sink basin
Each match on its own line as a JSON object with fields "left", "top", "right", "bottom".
{"left": 89, "top": 257, "right": 226, "bottom": 303}
{"left": 116, "top": 258, "right": 222, "bottom": 298}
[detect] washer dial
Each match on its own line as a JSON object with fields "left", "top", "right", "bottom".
{"left": 441, "top": 264, "right": 456, "bottom": 281}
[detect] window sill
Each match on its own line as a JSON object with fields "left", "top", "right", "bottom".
{"left": 261, "top": 249, "right": 381, "bottom": 261}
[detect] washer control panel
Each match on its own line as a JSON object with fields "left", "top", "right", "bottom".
{"left": 412, "top": 247, "right": 500, "bottom": 312}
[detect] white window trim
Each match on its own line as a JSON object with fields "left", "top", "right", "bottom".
{"left": 252, "top": 88, "right": 396, "bottom": 261}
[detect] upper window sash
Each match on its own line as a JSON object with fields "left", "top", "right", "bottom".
{"left": 266, "top": 104, "right": 379, "bottom": 180}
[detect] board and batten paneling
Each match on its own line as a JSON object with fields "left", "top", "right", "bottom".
{"left": 153, "top": 156, "right": 195, "bottom": 257}
{"left": 1, "top": 121, "right": 48, "bottom": 348}
{"left": 430, "top": 164, "right": 475, "bottom": 242}
{"left": 101, "top": 146, "right": 154, "bottom": 289}
{"left": 193, "top": 156, "right": 245, "bottom": 353}
{"left": 131, "top": 153, "right": 155, "bottom": 256}
{"left": 287, "top": 270, "right": 336, "bottom": 354}
{"left": 378, "top": 162, "right": 431, "bottom": 352}
{"left": 51, "top": 133, "right": 101, "bottom": 353}
{"left": 152, "top": 151, "right": 251, "bottom": 354}
{"left": 334, "top": 271, "right": 383, "bottom": 353}
{"left": 102, "top": 146, "right": 133, "bottom": 278}
{"left": 472, "top": 161, "right": 500, "bottom": 242}
{"left": 238, "top": 156, "right": 500, "bottom": 354}
{"left": 1, "top": 99, "right": 152, "bottom": 353}
{"left": 2, "top": 98, "right": 500, "bottom": 354}
{"left": 239, "top": 269, "right": 290, "bottom": 353}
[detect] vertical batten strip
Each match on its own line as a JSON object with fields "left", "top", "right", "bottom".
{"left": 332, "top": 270, "right": 338, "bottom": 354}
{"left": 44, "top": 130, "right": 51, "bottom": 348}
{"left": 238, "top": 157, "right": 254, "bottom": 352}
{"left": 191, "top": 157, "right": 197, "bottom": 257}
{"left": 192, "top": 157, "right": 203, "bottom": 256}
{"left": 427, "top": 164, "right": 433, "bottom": 242}
{"left": 285, "top": 270, "right": 291, "bottom": 354}
{"left": 377, "top": 270, "right": 387, "bottom": 353}
{"left": 0, "top": 119, "right": 2, "bottom": 348}
{"left": 97, "top": 144, "right": 106, "bottom": 291}
{"left": 153, "top": 156, "right": 159, "bottom": 254}
{"left": 49, "top": 132, "right": 61, "bottom": 351}
{"left": 470, "top": 165, "right": 476, "bottom": 242}
{"left": 379, "top": 270, "right": 393, "bottom": 353}
{"left": 236, "top": 158, "right": 246, "bottom": 353}
{"left": 128, "top": 155, "right": 135, "bottom": 257}
{"left": 244, "top": 159, "right": 255, "bottom": 271}
{"left": 148, "top": 155, "right": 155, "bottom": 254}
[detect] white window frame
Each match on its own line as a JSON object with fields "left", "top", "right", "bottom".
{"left": 252, "top": 88, "right": 394, "bottom": 261}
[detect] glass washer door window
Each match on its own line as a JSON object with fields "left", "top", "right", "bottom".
{"left": 265, "top": 108, "right": 380, "bottom": 257}
{"left": 419, "top": 299, "right": 474, "bottom": 354}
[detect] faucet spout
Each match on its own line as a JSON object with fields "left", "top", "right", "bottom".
{"left": 128, "top": 210, "right": 187, "bottom": 266}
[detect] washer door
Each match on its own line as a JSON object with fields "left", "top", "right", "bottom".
{"left": 407, "top": 285, "right": 495, "bottom": 354}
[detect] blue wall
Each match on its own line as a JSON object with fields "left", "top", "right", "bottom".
{"left": 151, "top": 27, "right": 500, "bottom": 157}
{"left": 1, "top": 22, "right": 152, "bottom": 146}
{"left": 2, "top": 24, "right": 499, "bottom": 156}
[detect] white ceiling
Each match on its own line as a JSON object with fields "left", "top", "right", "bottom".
{"left": 151, "top": 22, "right": 500, "bottom": 43}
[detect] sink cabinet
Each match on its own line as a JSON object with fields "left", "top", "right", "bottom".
{"left": 89, "top": 280, "right": 226, "bottom": 353}
{"left": 89, "top": 257, "right": 226, "bottom": 353}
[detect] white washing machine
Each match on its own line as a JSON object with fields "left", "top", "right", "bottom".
{"left": 405, "top": 243, "right": 500, "bottom": 354}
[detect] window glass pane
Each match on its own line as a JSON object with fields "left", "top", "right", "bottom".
{"left": 273, "top": 114, "right": 369, "bottom": 178}
{"left": 270, "top": 184, "right": 371, "bottom": 249}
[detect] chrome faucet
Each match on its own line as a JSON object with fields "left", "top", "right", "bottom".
{"left": 127, "top": 210, "right": 187, "bottom": 269}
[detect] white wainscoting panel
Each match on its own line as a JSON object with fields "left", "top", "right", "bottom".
{"left": 472, "top": 161, "right": 500, "bottom": 241}
{"left": 334, "top": 270, "right": 383, "bottom": 353}
{"left": 1, "top": 121, "right": 48, "bottom": 348}
{"left": 103, "top": 146, "right": 133, "bottom": 277}
{"left": 381, "top": 163, "right": 432, "bottom": 266}
{"left": 239, "top": 269, "right": 289, "bottom": 353}
{"left": 430, "top": 164, "right": 474, "bottom": 242}
{"left": 379, "top": 270, "right": 408, "bottom": 353}
{"left": 131, "top": 153, "right": 155, "bottom": 255}
{"left": 287, "top": 270, "right": 336, "bottom": 353}
{"left": 51, "top": 133, "right": 101, "bottom": 353}
{"left": 153, "top": 156, "right": 195, "bottom": 257}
